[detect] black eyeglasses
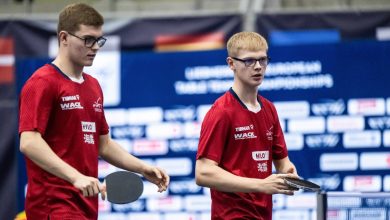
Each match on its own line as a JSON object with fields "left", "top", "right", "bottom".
{"left": 231, "top": 56, "right": 270, "bottom": 67}
{"left": 68, "top": 32, "right": 107, "bottom": 48}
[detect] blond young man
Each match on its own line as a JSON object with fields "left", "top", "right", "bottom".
{"left": 19, "top": 3, "right": 169, "bottom": 219}
{"left": 196, "top": 32, "right": 299, "bottom": 220}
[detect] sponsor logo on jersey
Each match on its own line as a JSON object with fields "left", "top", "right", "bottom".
{"left": 60, "top": 95, "right": 83, "bottom": 110}
{"left": 252, "top": 151, "right": 269, "bottom": 161}
{"left": 93, "top": 97, "right": 103, "bottom": 112}
{"left": 266, "top": 126, "right": 273, "bottom": 140}
{"left": 234, "top": 124, "right": 257, "bottom": 140}
{"left": 81, "top": 121, "right": 96, "bottom": 133}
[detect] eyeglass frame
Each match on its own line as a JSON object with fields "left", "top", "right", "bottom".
{"left": 230, "top": 56, "right": 271, "bottom": 67}
{"left": 67, "top": 32, "right": 107, "bottom": 48}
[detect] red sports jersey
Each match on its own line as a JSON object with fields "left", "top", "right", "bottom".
{"left": 196, "top": 88, "right": 288, "bottom": 220}
{"left": 19, "top": 64, "right": 109, "bottom": 219}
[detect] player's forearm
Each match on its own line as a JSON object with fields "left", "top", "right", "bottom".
{"left": 19, "top": 131, "right": 82, "bottom": 184}
{"left": 99, "top": 137, "right": 149, "bottom": 174}
{"left": 195, "top": 161, "right": 259, "bottom": 193}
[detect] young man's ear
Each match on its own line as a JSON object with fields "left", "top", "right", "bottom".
{"left": 227, "top": 57, "right": 235, "bottom": 71}
{"left": 58, "top": 31, "right": 68, "bottom": 46}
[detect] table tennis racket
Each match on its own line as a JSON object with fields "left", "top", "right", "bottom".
{"left": 284, "top": 177, "right": 321, "bottom": 192}
{"left": 104, "top": 171, "right": 144, "bottom": 204}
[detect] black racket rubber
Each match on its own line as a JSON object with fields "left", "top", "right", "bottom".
{"left": 106, "top": 171, "right": 144, "bottom": 204}
{"left": 284, "top": 177, "right": 320, "bottom": 192}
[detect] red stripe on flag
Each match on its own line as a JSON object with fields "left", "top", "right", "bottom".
{"left": 0, "top": 66, "right": 14, "bottom": 84}
{"left": 0, "top": 38, "right": 14, "bottom": 54}
{"left": 155, "top": 32, "right": 225, "bottom": 51}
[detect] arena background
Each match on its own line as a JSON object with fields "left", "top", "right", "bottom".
{"left": 1, "top": 0, "right": 390, "bottom": 219}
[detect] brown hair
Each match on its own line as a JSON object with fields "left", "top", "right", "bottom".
{"left": 57, "top": 3, "right": 104, "bottom": 34}
{"left": 227, "top": 32, "right": 268, "bottom": 57}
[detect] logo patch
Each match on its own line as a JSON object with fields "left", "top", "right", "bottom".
{"left": 60, "top": 95, "right": 83, "bottom": 110}
{"left": 252, "top": 151, "right": 269, "bottom": 161}
{"left": 234, "top": 124, "right": 257, "bottom": 140}
{"left": 93, "top": 97, "right": 103, "bottom": 112}
{"left": 81, "top": 121, "right": 96, "bottom": 133}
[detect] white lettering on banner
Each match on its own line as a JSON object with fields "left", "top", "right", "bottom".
{"left": 112, "top": 126, "right": 144, "bottom": 139}
{"left": 360, "top": 152, "right": 390, "bottom": 170}
{"left": 170, "top": 180, "right": 202, "bottom": 194}
{"left": 284, "top": 133, "right": 304, "bottom": 150}
{"left": 141, "top": 182, "right": 168, "bottom": 199}
{"left": 327, "top": 116, "right": 365, "bottom": 132}
{"left": 146, "top": 122, "right": 183, "bottom": 139}
{"left": 288, "top": 117, "right": 325, "bottom": 134}
{"left": 285, "top": 193, "right": 317, "bottom": 209}
{"left": 252, "top": 151, "right": 269, "bottom": 161}
{"left": 185, "top": 65, "right": 232, "bottom": 80}
{"left": 343, "top": 175, "right": 381, "bottom": 192}
{"left": 261, "top": 74, "right": 333, "bottom": 90}
{"left": 126, "top": 212, "right": 161, "bottom": 220}
{"left": 169, "top": 139, "right": 198, "bottom": 152}
{"left": 320, "top": 153, "right": 358, "bottom": 171}
{"left": 273, "top": 210, "right": 311, "bottom": 220}
{"left": 184, "top": 122, "right": 201, "bottom": 138}
{"left": 306, "top": 134, "right": 339, "bottom": 148}
{"left": 81, "top": 121, "right": 96, "bottom": 133}
{"left": 349, "top": 209, "right": 386, "bottom": 220}
{"left": 384, "top": 130, "right": 390, "bottom": 147}
{"left": 164, "top": 107, "right": 195, "bottom": 121}
{"left": 348, "top": 98, "right": 385, "bottom": 116}
{"left": 132, "top": 139, "right": 168, "bottom": 156}
{"left": 368, "top": 117, "right": 390, "bottom": 129}
{"left": 104, "top": 108, "right": 127, "bottom": 126}
{"left": 384, "top": 175, "right": 390, "bottom": 191}
{"left": 197, "top": 104, "right": 212, "bottom": 122}
{"left": 128, "top": 107, "right": 163, "bottom": 125}
{"left": 327, "top": 197, "right": 361, "bottom": 208}
{"left": 308, "top": 174, "right": 341, "bottom": 191}
{"left": 175, "top": 61, "right": 333, "bottom": 95}
{"left": 312, "top": 99, "right": 345, "bottom": 115}
{"left": 146, "top": 196, "right": 183, "bottom": 211}
{"left": 155, "top": 158, "right": 192, "bottom": 176}
{"left": 343, "top": 131, "right": 381, "bottom": 148}
{"left": 387, "top": 98, "right": 390, "bottom": 115}
{"left": 184, "top": 195, "right": 212, "bottom": 211}
{"left": 112, "top": 200, "right": 144, "bottom": 212}
{"left": 267, "top": 61, "right": 322, "bottom": 76}
{"left": 274, "top": 101, "right": 310, "bottom": 119}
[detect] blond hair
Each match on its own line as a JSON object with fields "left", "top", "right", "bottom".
{"left": 57, "top": 3, "right": 104, "bottom": 34}
{"left": 227, "top": 32, "right": 268, "bottom": 57}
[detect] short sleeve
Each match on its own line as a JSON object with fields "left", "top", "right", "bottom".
{"left": 196, "top": 107, "right": 230, "bottom": 163}
{"left": 19, "top": 76, "right": 56, "bottom": 135}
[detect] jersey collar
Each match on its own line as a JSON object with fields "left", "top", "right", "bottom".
{"left": 229, "top": 87, "right": 263, "bottom": 110}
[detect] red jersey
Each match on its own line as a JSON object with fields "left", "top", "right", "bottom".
{"left": 19, "top": 64, "right": 109, "bottom": 220}
{"left": 196, "top": 88, "right": 288, "bottom": 220}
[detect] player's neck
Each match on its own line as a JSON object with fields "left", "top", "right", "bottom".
{"left": 52, "top": 57, "right": 84, "bottom": 80}
{"left": 231, "top": 85, "right": 259, "bottom": 107}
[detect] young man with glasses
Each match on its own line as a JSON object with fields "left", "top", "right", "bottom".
{"left": 19, "top": 3, "right": 169, "bottom": 219}
{"left": 195, "top": 31, "right": 299, "bottom": 220}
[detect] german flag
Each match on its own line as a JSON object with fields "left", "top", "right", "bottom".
{"left": 0, "top": 37, "right": 15, "bottom": 84}
{"left": 155, "top": 32, "right": 225, "bottom": 52}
